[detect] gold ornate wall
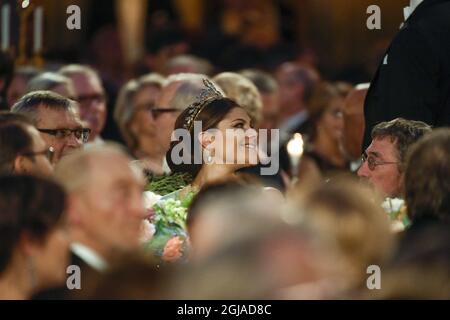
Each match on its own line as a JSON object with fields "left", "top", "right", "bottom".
{"left": 10, "top": 0, "right": 407, "bottom": 71}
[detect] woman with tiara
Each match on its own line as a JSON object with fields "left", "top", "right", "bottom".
{"left": 165, "top": 78, "right": 260, "bottom": 195}
{"left": 146, "top": 79, "right": 264, "bottom": 262}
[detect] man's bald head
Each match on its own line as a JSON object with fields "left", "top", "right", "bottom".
{"left": 158, "top": 73, "right": 220, "bottom": 111}
{"left": 54, "top": 143, "right": 139, "bottom": 193}
{"left": 55, "top": 143, "right": 146, "bottom": 253}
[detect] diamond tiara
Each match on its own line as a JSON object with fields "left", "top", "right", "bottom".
{"left": 183, "top": 79, "right": 224, "bottom": 130}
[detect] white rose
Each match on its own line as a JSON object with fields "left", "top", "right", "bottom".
{"left": 140, "top": 220, "right": 156, "bottom": 242}
{"left": 143, "top": 191, "right": 162, "bottom": 208}
{"left": 382, "top": 198, "right": 404, "bottom": 213}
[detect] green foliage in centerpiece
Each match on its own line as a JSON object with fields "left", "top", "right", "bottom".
{"left": 145, "top": 172, "right": 193, "bottom": 196}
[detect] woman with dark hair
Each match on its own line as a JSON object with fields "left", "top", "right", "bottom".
{"left": 0, "top": 175, "right": 69, "bottom": 299}
{"left": 148, "top": 80, "right": 259, "bottom": 262}
{"left": 165, "top": 79, "right": 258, "bottom": 193}
{"left": 298, "top": 82, "right": 350, "bottom": 183}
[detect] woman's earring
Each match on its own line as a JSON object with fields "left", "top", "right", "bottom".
{"left": 204, "top": 149, "right": 213, "bottom": 164}
{"left": 206, "top": 153, "right": 213, "bottom": 164}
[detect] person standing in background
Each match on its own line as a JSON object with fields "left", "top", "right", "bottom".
{"left": 363, "top": 0, "right": 450, "bottom": 149}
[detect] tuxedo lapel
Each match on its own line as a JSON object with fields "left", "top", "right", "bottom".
{"left": 406, "top": 0, "right": 450, "bottom": 23}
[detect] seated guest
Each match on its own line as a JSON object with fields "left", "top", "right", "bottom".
{"left": 83, "top": 254, "right": 173, "bottom": 299}
{"left": 187, "top": 180, "right": 283, "bottom": 262}
{"left": 6, "top": 66, "right": 40, "bottom": 108}
{"left": 404, "top": 128, "right": 450, "bottom": 225}
{"left": 164, "top": 54, "right": 214, "bottom": 76}
{"left": 114, "top": 73, "right": 165, "bottom": 172}
{"left": 0, "top": 112, "right": 53, "bottom": 176}
{"left": 11, "top": 91, "right": 87, "bottom": 164}
{"left": 275, "top": 62, "right": 320, "bottom": 141}
{"left": 357, "top": 118, "right": 431, "bottom": 198}
{"left": 297, "top": 177, "right": 394, "bottom": 297}
{"left": 59, "top": 64, "right": 108, "bottom": 144}
{"left": 0, "top": 175, "right": 69, "bottom": 299}
{"left": 341, "top": 83, "right": 369, "bottom": 169}
{"left": 368, "top": 223, "right": 450, "bottom": 300}
{"left": 114, "top": 79, "right": 139, "bottom": 151}
{"left": 213, "top": 72, "right": 263, "bottom": 128}
{"left": 240, "top": 69, "right": 280, "bottom": 130}
{"left": 296, "top": 82, "right": 350, "bottom": 183}
{"left": 40, "top": 144, "right": 146, "bottom": 298}
{"left": 25, "top": 72, "right": 76, "bottom": 100}
{"left": 213, "top": 72, "right": 283, "bottom": 188}
{"left": 153, "top": 73, "right": 217, "bottom": 174}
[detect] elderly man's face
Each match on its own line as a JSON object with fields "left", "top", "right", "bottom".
{"left": 357, "top": 137, "right": 403, "bottom": 198}
{"left": 259, "top": 92, "right": 280, "bottom": 130}
{"left": 69, "top": 73, "right": 107, "bottom": 141}
{"left": 276, "top": 72, "right": 305, "bottom": 117}
{"left": 151, "top": 83, "right": 182, "bottom": 155}
{"left": 36, "top": 105, "right": 85, "bottom": 163}
{"left": 77, "top": 153, "right": 146, "bottom": 251}
{"left": 130, "top": 85, "right": 162, "bottom": 152}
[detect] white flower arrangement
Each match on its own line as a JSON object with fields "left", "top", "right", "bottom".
{"left": 381, "top": 198, "right": 410, "bottom": 232}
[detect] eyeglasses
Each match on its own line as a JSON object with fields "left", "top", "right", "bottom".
{"left": 135, "top": 103, "right": 179, "bottom": 119}
{"left": 21, "top": 146, "right": 55, "bottom": 163}
{"left": 77, "top": 94, "right": 106, "bottom": 105}
{"left": 38, "top": 128, "right": 91, "bottom": 143}
{"left": 361, "top": 151, "right": 398, "bottom": 171}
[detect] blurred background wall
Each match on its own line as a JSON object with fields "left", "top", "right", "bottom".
{"left": 3, "top": 0, "right": 408, "bottom": 81}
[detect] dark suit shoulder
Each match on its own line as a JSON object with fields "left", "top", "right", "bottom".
{"left": 32, "top": 252, "right": 100, "bottom": 300}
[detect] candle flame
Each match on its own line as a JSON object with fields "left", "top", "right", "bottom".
{"left": 22, "top": 1, "right": 30, "bottom": 9}
{"left": 287, "top": 133, "right": 304, "bottom": 157}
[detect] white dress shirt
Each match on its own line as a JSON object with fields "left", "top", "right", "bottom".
{"left": 279, "top": 110, "right": 309, "bottom": 145}
{"left": 71, "top": 242, "right": 108, "bottom": 272}
{"left": 404, "top": 0, "right": 424, "bottom": 20}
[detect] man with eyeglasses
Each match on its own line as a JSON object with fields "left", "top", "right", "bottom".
{"left": 59, "top": 65, "right": 107, "bottom": 144}
{"left": 11, "top": 91, "right": 87, "bottom": 164}
{"left": 357, "top": 118, "right": 431, "bottom": 198}
{"left": 148, "top": 73, "right": 215, "bottom": 174}
{"left": 0, "top": 112, "right": 53, "bottom": 176}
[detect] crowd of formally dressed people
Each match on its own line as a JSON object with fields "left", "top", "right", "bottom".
{"left": 1, "top": 17, "right": 450, "bottom": 298}
{"left": 0, "top": 59, "right": 448, "bottom": 299}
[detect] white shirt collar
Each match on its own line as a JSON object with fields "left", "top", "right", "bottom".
{"left": 404, "top": 0, "right": 424, "bottom": 20}
{"left": 162, "top": 156, "right": 171, "bottom": 174}
{"left": 279, "top": 110, "right": 309, "bottom": 144}
{"left": 280, "top": 110, "right": 309, "bottom": 133}
{"left": 71, "top": 242, "right": 108, "bottom": 272}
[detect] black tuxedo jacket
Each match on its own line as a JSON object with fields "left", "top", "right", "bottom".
{"left": 32, "top": 251, "right": 101, "bottom": 300}
{"left": 363, "top": 0, "right": 450, "bottom": 148}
